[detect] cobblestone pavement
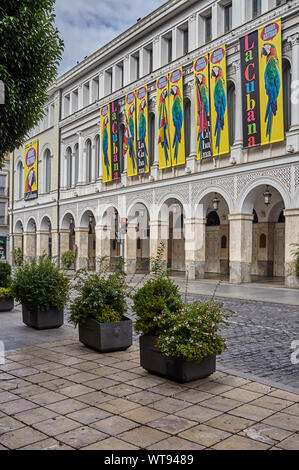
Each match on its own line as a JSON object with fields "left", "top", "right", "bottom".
{"left": 0, "top": 341, "right": 298, "bottom": 450}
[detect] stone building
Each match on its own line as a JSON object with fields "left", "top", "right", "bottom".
{"left": 9, "top": 0, "right": 299, "bottom": 288}
{"left": 0, "top": 154, "right": 10, "bottom": 261}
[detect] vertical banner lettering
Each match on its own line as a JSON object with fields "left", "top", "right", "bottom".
{"left": 101, "top": 105, "right": 112, "bottom": 183}
{"left": 24, "top": 139, "right": 38, "bottom": 201}
{"left": 136, "top": 86, "right": 149, "bottom": 174}
{"left": 110, "top": 100, "right": 120, "bottom": 180}
{"left": 125, "top": 92, "right": 138, "bottom": 178}
{"left": 194, "top": 56, "right": 212, "bottom": 159}
{"left": 169, "top": 68, "right": 185, "bottom": 167}
{"left": 209, "top": 46, "right": 229, "bottom": 157}
{"left": 157, "top": 75, "right": 171, "bottom": 170}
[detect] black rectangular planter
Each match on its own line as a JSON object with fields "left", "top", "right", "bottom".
{"left": 0, "top": 299, "right": 14, "bottom": 312}
{"left": 78, "top": 316, "right": 132, "bottom": 353}
{"left": 22, "top": 305, "right": 64, "bottom": 330}
{"left": 140, "top": 335, "right": 216, "bottom": 383}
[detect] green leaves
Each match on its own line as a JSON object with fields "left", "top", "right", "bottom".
{"left": 0, "top": 261, "right": 12, "bottom": 288}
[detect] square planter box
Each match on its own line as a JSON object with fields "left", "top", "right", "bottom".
{"left": 78, "top": 316, "right": 132, "bottom": 353}
{"left": 0, "top": 299, "right": 14, "bottom": 312}
{"left": 22, "top": 305, "right": 64, "bottom": 330}
{"left": 140, "top": 335, "right": 216, "bottom": 383}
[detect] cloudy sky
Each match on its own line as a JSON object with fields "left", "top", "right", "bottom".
{"left": 54, "top": 0, "right": 166, "bottom": 76}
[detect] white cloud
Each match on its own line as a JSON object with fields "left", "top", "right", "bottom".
{"left": 54, "top": 0, "right": 166, "bottom": 75}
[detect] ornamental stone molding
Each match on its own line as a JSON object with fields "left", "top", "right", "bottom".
{"left": 287, "top": 33, "right": 299, "bottom": 47}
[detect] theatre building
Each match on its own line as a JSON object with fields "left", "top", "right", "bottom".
{"left": 9, "top": 0, "right": 299, "bottom": 288}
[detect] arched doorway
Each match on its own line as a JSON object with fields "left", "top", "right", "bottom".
{"left": 39, "top": 216, "right": 52, "bottom": 257}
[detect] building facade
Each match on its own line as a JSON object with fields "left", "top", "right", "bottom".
{"left": 0, "top": 154, "right": 10, "bottom": 261}
{"left": 9, "top": 0, "right": 299, "bottom": 288}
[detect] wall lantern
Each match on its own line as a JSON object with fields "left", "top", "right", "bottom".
{"left": 263, "top": 185, "right": 272, "bottom": 207}
{"left": 212, "top": 193, "right": 220, "bottom": 211}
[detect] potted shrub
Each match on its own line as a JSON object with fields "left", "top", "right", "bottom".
{"left": 70, "top": 266, "right": 132, "bottom": 353}
{"left": 11, "top": 255, "right": 70, "bottom": 329}
{"left": 132, "top": 243, "right": 233, "bottom": 383}
{"left": 0, "top": 288, "right": 14, "bottom": 312}
{"left": 61, "top": 250, "right": 75, "bottom": 270}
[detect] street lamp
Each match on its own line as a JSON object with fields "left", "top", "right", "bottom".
{"left": 263, "top": 185, "right": 272, "bottom": 207}
{"left": 212, "top": 193, "right": 220, "bottom": 211}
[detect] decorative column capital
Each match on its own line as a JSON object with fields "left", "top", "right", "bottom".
{"left": 153, "top": 35, "right": 160, "bottom": 44}
{"left": 288, "top": 33, "right": 299, "bottom": 48}
{"left": 232, "top": 59, "right": 241, "bottom": 72}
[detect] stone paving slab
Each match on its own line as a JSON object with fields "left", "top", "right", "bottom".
{"left": 0, "top": 340, "right": 298, "bottom": 450}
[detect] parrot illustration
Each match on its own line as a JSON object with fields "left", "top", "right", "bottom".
{"left": 127, "top": 104, "right": 137, "bottom": 172}
{"left": 158, "top": 88, "right": 170, "bottom": 165}
{"left": 211, "top": 66, "right": 227, "bottom": 155}
{"left": 261, "top": 43, "right": 281, "bottom": 143}
{"left": 195, "top": 74, "right": 210, "bottom": 156}
{"left": 170, "top": 85, "right": 183, "bottom": 164}
{"left": 138, "top": 99, "right": 148, "bottom": 170}
{"left": 25, "top": 167, "right": 36, "bottom": 193}
{"left": 102, "top": 116, "right": 110, "bottom": 178}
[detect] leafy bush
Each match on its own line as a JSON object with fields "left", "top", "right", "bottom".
{"left": 0, "top": 287, "right": 13, "bottom": 301}
{"left": 13, "top": 248, "right": 23, "bottom": 266}
{"left": 10, "top": 255, "right": 70, "bottom": 313}
{"left": 61, "top": 250, "right": 75, "bottom": 269}
{"left": 291, "top": 244, "right": 299, "bottom": 278}
{"left": 0, "top": 262, "right": 11, "bottom": 287}
{"left": 69, "top": 269, "right": 128, "bottom": 326}
{"left": 157, "top": 301, "right": 234, "bottom": 362}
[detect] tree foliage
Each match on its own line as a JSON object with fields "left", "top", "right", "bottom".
{"left": 0, "top": 0, "right": 64, "bottom": 166}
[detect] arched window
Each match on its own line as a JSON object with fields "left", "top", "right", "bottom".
{"left": 283, "top": 59, "right": 291, "bottom": 132}
{"left": 227, "top": 81, "right": 236, "bottom": 147}
{"left": 86, "top": 139, "right": 92, "bottom": 183}
{"left": 119, "top": 124, "right": 125, "bottom": 174}
{"left": 17, "top": 161, "right": 24, "bottom": 200}
{"left": 184, "top": 99, "right": 191, "bottom": 159}
{"left": 94, "top": 135, "right": 100, "bottom": 179}
{"left": 206, "top": 211, "right": 220, "bottom": 226}
{"left": 221, "top": 235, "right": 227, "bottom": 249}
{"left": 74, "top": 144, "right": 79, "bottom": 185}
{"left": 260, "top": 234, "right": 267, "bottom": 249}
{"left": 149, "top": 112, "right": 155, "bottom": 166}
{"left": 44, "top": 149, "right": 51, "bottom": 193}
{"left": 66, "top": 147, "right": 72, "bottom": 189}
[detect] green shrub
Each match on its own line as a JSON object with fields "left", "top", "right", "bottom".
{"left": 69, "top": 269, "right": 128, "bottom": 326}
{"left": 296, "top": 257, "right": 299, "bottom": 278}
{"left": 61, "top": 250, "right": 75, "bottom": 269}
{"left": 0, "top": 287, "right": 13, "bottom": 301}
{"left": 13, "top": 248, "right": 23, "bottom": 266}
{"left": 0, "top": 262, "right": 11, "bottom": 288}
{"left": 157, "top": 301, "right": 234, "bottom": 362}
{"left": 10, "top": 255, "right": 70, "bottom": 313}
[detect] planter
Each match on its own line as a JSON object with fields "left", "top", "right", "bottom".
{"left": 0, "top": 299, "right": 14, "bottom": 312}
{"left": 140, "top": 335, "right": 216, "bottom": 383}
{"left": 79, "top": 316, "right": 132, "bottom": 353}
{"left": 22, "top": 305, "right": 64, "bottom": 330}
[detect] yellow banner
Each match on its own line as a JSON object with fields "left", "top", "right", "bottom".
{"left": 100, "top": 105, "right": 112, "bottom": 183}
{"left": 24, "top": 139, "right": 38, "bottom": 201}
{"left": 125, "top": 92, "right": 138, "bottom": 178}
{"left": 136, "top": 86, "right": 149, "bottom": 174}
{"left": 194, "top": 56, "right": 213, "bottom": 160}
{"left": 169, "top": 68, "right": 185, "bottom": 166}
{"left": 209, "top": 46, "right": 229, "bottom": 157}
{"left": 258, "top": 19, "right": 284, "bottom": 146}
{"left": 157, "top": 74, "right": 171, "bottom": 170}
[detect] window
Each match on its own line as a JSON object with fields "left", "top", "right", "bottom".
{"left": 72, "top": 90, "right": 78, "bottom": 113}
{"left": 184, "top": 99, "right": 191, "bottom": 159}
{"left": 168, "top": 36, "right": 172, "bottom": 63}
{"left": 95, "top": 135, "right": 100, "bottom": 178}
{"left": 86, "top": 139, "right": 92, "bottom": 183}
{"left": 149, "top": 113, "right": 155, "bottom": 165}
{"left": 92, "top": 77, "right": 99, "bottom": 102}
{"left": 260, "top": 234, "right": 267, "bottom": 249}
{"left": 64, "top": 94, "right": 70, "bottom": 117}
{"left": 17, "top": 161, "right": 24, "bottom": 200}
{"left": 205, "top": 15, "right": 212, "bottom": 43}
{"left": 148, "top": 47, "right": 153, "bottom": 74}
{"left": 221, "top": 235, "right": 227, "bottom": 249}
{"left": 131, "top": 53, "right": 140, "bottom": 82}
{"left": 44, "top": 149, "right": 51, "bottom": 193}
{"left": 0, "top": 175, "right": 6, "bottom": 195}
{"left": 0, "top": 202, "right": 6, "bottom": 225}
{"left": 83, "top": 82, "right": 90, "bottom": 107}
{"left": 252, "top": 0, "right": 261, "bottom": 18}
{"left": 283, "top": 59, "right": 291, "bottom": 132}
{"left": 105, "top": 69, "right": 112, "bottom": 95}
{"left": 74, "top": 144, "right": 79, "bottom": 185}
{"left": 224, "top": 3, "right": 232, "bottom": 33}
{"left": 227, "top": 81, "right": 236, "bottom": 147}
{"left": 66, "top": 147, "right": 72, "bottom": 189}
{"left": 183, "top": 28, "right": 189, "bottom": 54}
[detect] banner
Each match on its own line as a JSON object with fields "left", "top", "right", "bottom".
{"left": 194, "top": 56, "right": 212, "bottom": 160}
{"left": 24, "top": 139, "right": 38, "bottom": 201}
{"left": 125, "top": 91, "right": 138, "bottom": 178}
{"left": 209, "top": 46, "right": 229, "bottom": 157}
{"left": 110, "top": 100, "right": 120, "bottom": 180}
{"left": 100, "top": 105, "right": 112, "bottom": 183}
{"left": 136, "top": 86, "right": 149, "bottom": 174}
{"left": 157, "top": 74, "right": 171, "bottom": 170}
{"left": 240, "top": 18, "right": 284, "bottom": 148}
{"left": 169, "top": 68, "right": 185, "bottom": 167}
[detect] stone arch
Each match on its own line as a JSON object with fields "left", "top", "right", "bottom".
{"left": 39, "top": 215, "right": 52, "bottom": 231}
{"left": 26, "top": 217, "right": 37, "bottom": 233}
{"left": 195, "top": 186, "right": 233, "bottom": 219}
{"left": 14, "top": 219, "right": 24, "bottom": 233}
{"left": 79, "top": 208, "right": 97, "bottom": 228}
{"left": 98, "top": 204, "right": 120, "bottom": 226}
{"left": 156, "top": 193, "right": 188, "bottom": 221}
{"left": 239, "top": 177, "right": 291, "bottom": 214}
{"left": 60, "top": 210, "right": 76, "bottom": 230}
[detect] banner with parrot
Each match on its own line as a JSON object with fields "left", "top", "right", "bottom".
{"left": 136, "top": 86, "right": 149, "bottom": 174}
{"left": 169, "top": 68, "right": 185, "bottom": 167}
{"left": 209, "top": 46, "right": 230, "bottom": 157}
{"left": 157, "top": 74, "right": 171, "bottom": 170}
{"left": 194, "top": 56, "right": 213, "bottom": 160}
{"left": 24, "top": 139, "right": 38, "bottom": 201}
{"left": 125, "top": 91, "right": 138, "bottom": 177}
{"left": 100, "top": 105, "right": 112, "bottom": 183}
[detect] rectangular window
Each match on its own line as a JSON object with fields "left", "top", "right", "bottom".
{"left": 131, "top": 53, "right": 140, "bottom": 82}
{"left": 83, "top": 82, "right": 90, "bottom": 107}
{"left": 183, "top": 28, "right": 189, "bottom": 54}
{"left": 92, "top": 77, "right": 99, "bottom": 102}
{"left": 205, "top": 15, "right": 212, "bottom": 43}
{"left": 72, "top": 90, "right": 78, "bottom": 113}
{"left": 168, "top": 36, "right": 172, "bottom": 63}
{"left": 64, "top": 94, "right": 70, "bottom": 118}
{"left": 0, "top": 175, "right": 6, "bottom": 195}
{"left": 253, "top": 0, "right": 262, "bottom": 18}
{"left": 0, "top": 202, "right": 6, "bottom": 225}
{"left": 105, "top": 69, "right": 112, "bottom": 95}
{"left": 224, "top": 3, "right": 232, "bottom": 33}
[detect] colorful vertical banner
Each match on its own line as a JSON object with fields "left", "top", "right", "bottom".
{"left": 194, "top": 56, "right": 212, "bottom": 160}
{"left": 169, "top": 68, "right": 185, "bottom": 167}
{"left": 24, "top": 139, "right": 38, "bottom": 201}
{"left": 240, "top": 18, "right": 284, "bottom": 148}
{"left": 100, "top": 105, "right": 112, "bottom": 183}
{"left": 157, "top": 74, "right": 171, "bottom": 170}
{"left": 209, "top": 46, "right": 229, "bottom": 157}
{"left": 136, "top": 86, "right": 149, "bottom": 174}
{"left": 125, "top": 92, "right": 138, "bottom": 177}
{"left": 110, "top": 100, "right": 120, "bottom": 180}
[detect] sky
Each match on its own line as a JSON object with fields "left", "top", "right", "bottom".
{"left": 54, "top": 0, "right": 166, "bottom": 76}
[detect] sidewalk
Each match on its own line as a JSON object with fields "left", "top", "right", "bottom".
{"left": 0, "top": 340, "right": 298, "bottom": 450}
